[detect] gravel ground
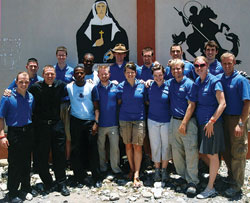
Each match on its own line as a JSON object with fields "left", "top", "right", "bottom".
{"left": 0, "top": 159, "right": 250, "bottom": 203}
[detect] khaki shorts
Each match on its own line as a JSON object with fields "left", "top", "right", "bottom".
{"left": 119, "top": 120, "right": 145, "bottom": 145}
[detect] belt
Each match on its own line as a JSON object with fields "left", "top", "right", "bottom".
{"left": 224, "top": 114, "right": 240, "bottom": 117}
{"left": 8, "top": 124, "right": 32, "bottom": 132}
{"left": 38, "top": 119, "right": 58, "bottom": 125}
{"left": 173, "top": 116, "right": 183, "bottom": 120}
{"left": 61, "top": 100, "right": 70, "bottom": 104}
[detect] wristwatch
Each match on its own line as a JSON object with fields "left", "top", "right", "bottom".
{"left": 238, "top": 121, "right": 244, "bottom": 127}
{"left": 94, "top": 120, "right": 99, "bottom": 125}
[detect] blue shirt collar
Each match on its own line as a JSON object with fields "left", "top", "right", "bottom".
{"left": 142, "top": 63, "right": 153, "bottom": 70}
{"left": 30, "top": 74, "right": 38, "bottom": 81}
{"left": 196, "top": 73, "right": 212, "bottom": 85}
{"left": 223, "top": 70, "right": 238, "bottom": 79}
{"left": 12, "top": 88, "right": 29, "bottom": 99}
{"left": 152, "top": 81, "right": 165, "bottom": 88}
{"left": 56, "top": 63, "right": 68, "bottom": 71}
{"left": 210, "top": 59, "right": 218, "bottom": 66}
{"left": 115, "top": 61, "right": 127, "bottom": 68}
{"left": 98, "top": 80, "right": 111, "bottom": 88}
{"left": 124, "top": 78, "right": 140, "bottom": 86}
{"left": 174, "top": 75, "right": 187, "bottom": 84}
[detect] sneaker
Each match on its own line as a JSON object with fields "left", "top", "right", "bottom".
{"left": 161, "top": 168, "right": 169, "bottom": 182}
{"left": 225, "top": 187, "right": 240, "bottom": 198}
{"left": 174, "top": 177, "right": 187, "bottom": 186}
{"left": 57, "top": 184, "right": 70, "bottom": 196}
{"left": 186, "top": 183, "right": 197, "bottom": 196}
{"left": 30, "top": 188, "right": 39, "bottom": 197}
{"left": 222, "top": 176, "right": 235, "bottom": 185}
{"left": 95, "top": 180, "right": 102, "bottom": 188}
{"left": 18, "top": 190, "right": 34, "bottom": 201}
{"left": 10, "top": 196, "right": 23, "bottom": 203}
{"left": 197, "top": 187, "right": 217, "bottom": 199}
{"left": 153, "top": 168, "right": 161, "bottom": 182}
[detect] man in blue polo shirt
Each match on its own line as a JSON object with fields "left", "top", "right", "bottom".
{"left": 96, "top": 65, "right": 122, "bottom": 175}
{"left": 4, "top": 58, "right": 43, "bottom": 175}
{"left": 136, "top": 47, "right": 154, "bottom": 82}
{"left": 218, "top": 52, "right": 250, "bottom": 197}
{"left": 168, "top": 59, "right": 199, "bottom": 196}
{"left": 0, "top": 72, "right": 34, "bottom": 203}
{"left": 8, "top": 58, "right": 43, "bottom": 90}
{"left": 204, "top": 41, "right": 223, "bottom": 76}
{"left": 54, "top": 46, "right": 74, "bottom": 165}
{"left": 54, "top": 46, "right": 74, "bottom": 83}
{"left": 164, "top": 44, "right": 196, "bottom": 81}
{"left": 109, "top": 43, "right": 128, "bottom": 83}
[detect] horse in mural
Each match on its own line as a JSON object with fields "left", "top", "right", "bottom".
{"left": 172, "top": 5, "right": 240, "bottom": 62}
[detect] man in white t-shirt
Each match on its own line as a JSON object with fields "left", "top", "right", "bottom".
{"left": 66, "top": 65, "right": 101, "bottom": 188}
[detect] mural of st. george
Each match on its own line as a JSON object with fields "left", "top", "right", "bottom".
{"left": 171, "top": 1, "right": 240, "bottom": 64}
{"left": 76, "top": 0, "right": 129, "bottom": 64}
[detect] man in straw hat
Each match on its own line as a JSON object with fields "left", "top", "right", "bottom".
{"left": 109, "top": 43, "right": 129, "bottom": 83}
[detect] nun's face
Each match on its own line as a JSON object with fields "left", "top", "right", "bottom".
{"left": 96, "top": 2, "right": 107, "bottom": 20}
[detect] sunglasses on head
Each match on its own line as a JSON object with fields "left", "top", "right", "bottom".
{"left": 194, "top": 63, "right": 206, "bottom": 68}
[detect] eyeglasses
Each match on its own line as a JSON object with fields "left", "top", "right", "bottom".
{"left": 194, "top": 63, "right": 206, "bottom": 68}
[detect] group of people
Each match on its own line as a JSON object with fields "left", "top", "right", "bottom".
{"left": 0, "top": 41, "right": 249, "bottom": 202}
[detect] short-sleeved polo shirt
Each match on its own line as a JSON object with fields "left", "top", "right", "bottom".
{"left": 194, "top": 73, "right": 223, "bottom": 125}
{"left": 96, "top": 81, "right": 118, "bottom": 127}
{"left": 208, "top": 59, "right": 224, "bottom": 76}
{"left": 109, "top": 61, "right": 127, "bottom": 83}
{"left": 0, "top": 89, "right": 34, "bottom": 127}
{"left": 117, "top": 79, "right": 146, "bottom": 121}
{"left": 146, "top": 81, "right": 170, "bottom": 123}
{"left": 218, "top": 70, "right": 250, "bottom": 115}
{"left": 136, "top": 64, "right": 154, "bottom": 81}
{"left": 54, "top": 64, "right": 74, "bottom": 84}
{"left": 168, "top": 76, "right": 196, "bottom": 118}
{"left": 164, "top": 60, "right": 196, "bottom": 81}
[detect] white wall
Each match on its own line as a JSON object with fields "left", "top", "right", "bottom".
{"left": 1, "top": 0, "right": 250, "bottom": 94}
{"left": 0, "top": 0, "right": 137, "bottom": 92}
{"left": 156, "top": 0, "right": 250, "bottom": 73}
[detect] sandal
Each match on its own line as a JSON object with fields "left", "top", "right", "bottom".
{"left": 133, "top": 177, "right": 142, "bottom": 188}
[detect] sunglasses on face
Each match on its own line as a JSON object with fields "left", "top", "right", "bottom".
{"left": 194, "top": 63, "right": 206, "bottom": 68}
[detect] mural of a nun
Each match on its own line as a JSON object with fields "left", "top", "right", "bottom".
{"left": 76, "top": 0, "right": 129, "bottom": 63}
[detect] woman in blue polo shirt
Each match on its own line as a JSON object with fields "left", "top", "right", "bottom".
{"left": 193, "top": 56, "right": 226, "bottom": 199}
{"left": 146, "top": 64, "right": 171, "bottom": 183}
{"left": 117, "top": 62, "right": 146, "bottom": 188}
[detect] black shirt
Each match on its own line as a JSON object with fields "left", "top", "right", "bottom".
{"left": 29, "top": 80, "right": 67, "bottom": 121}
